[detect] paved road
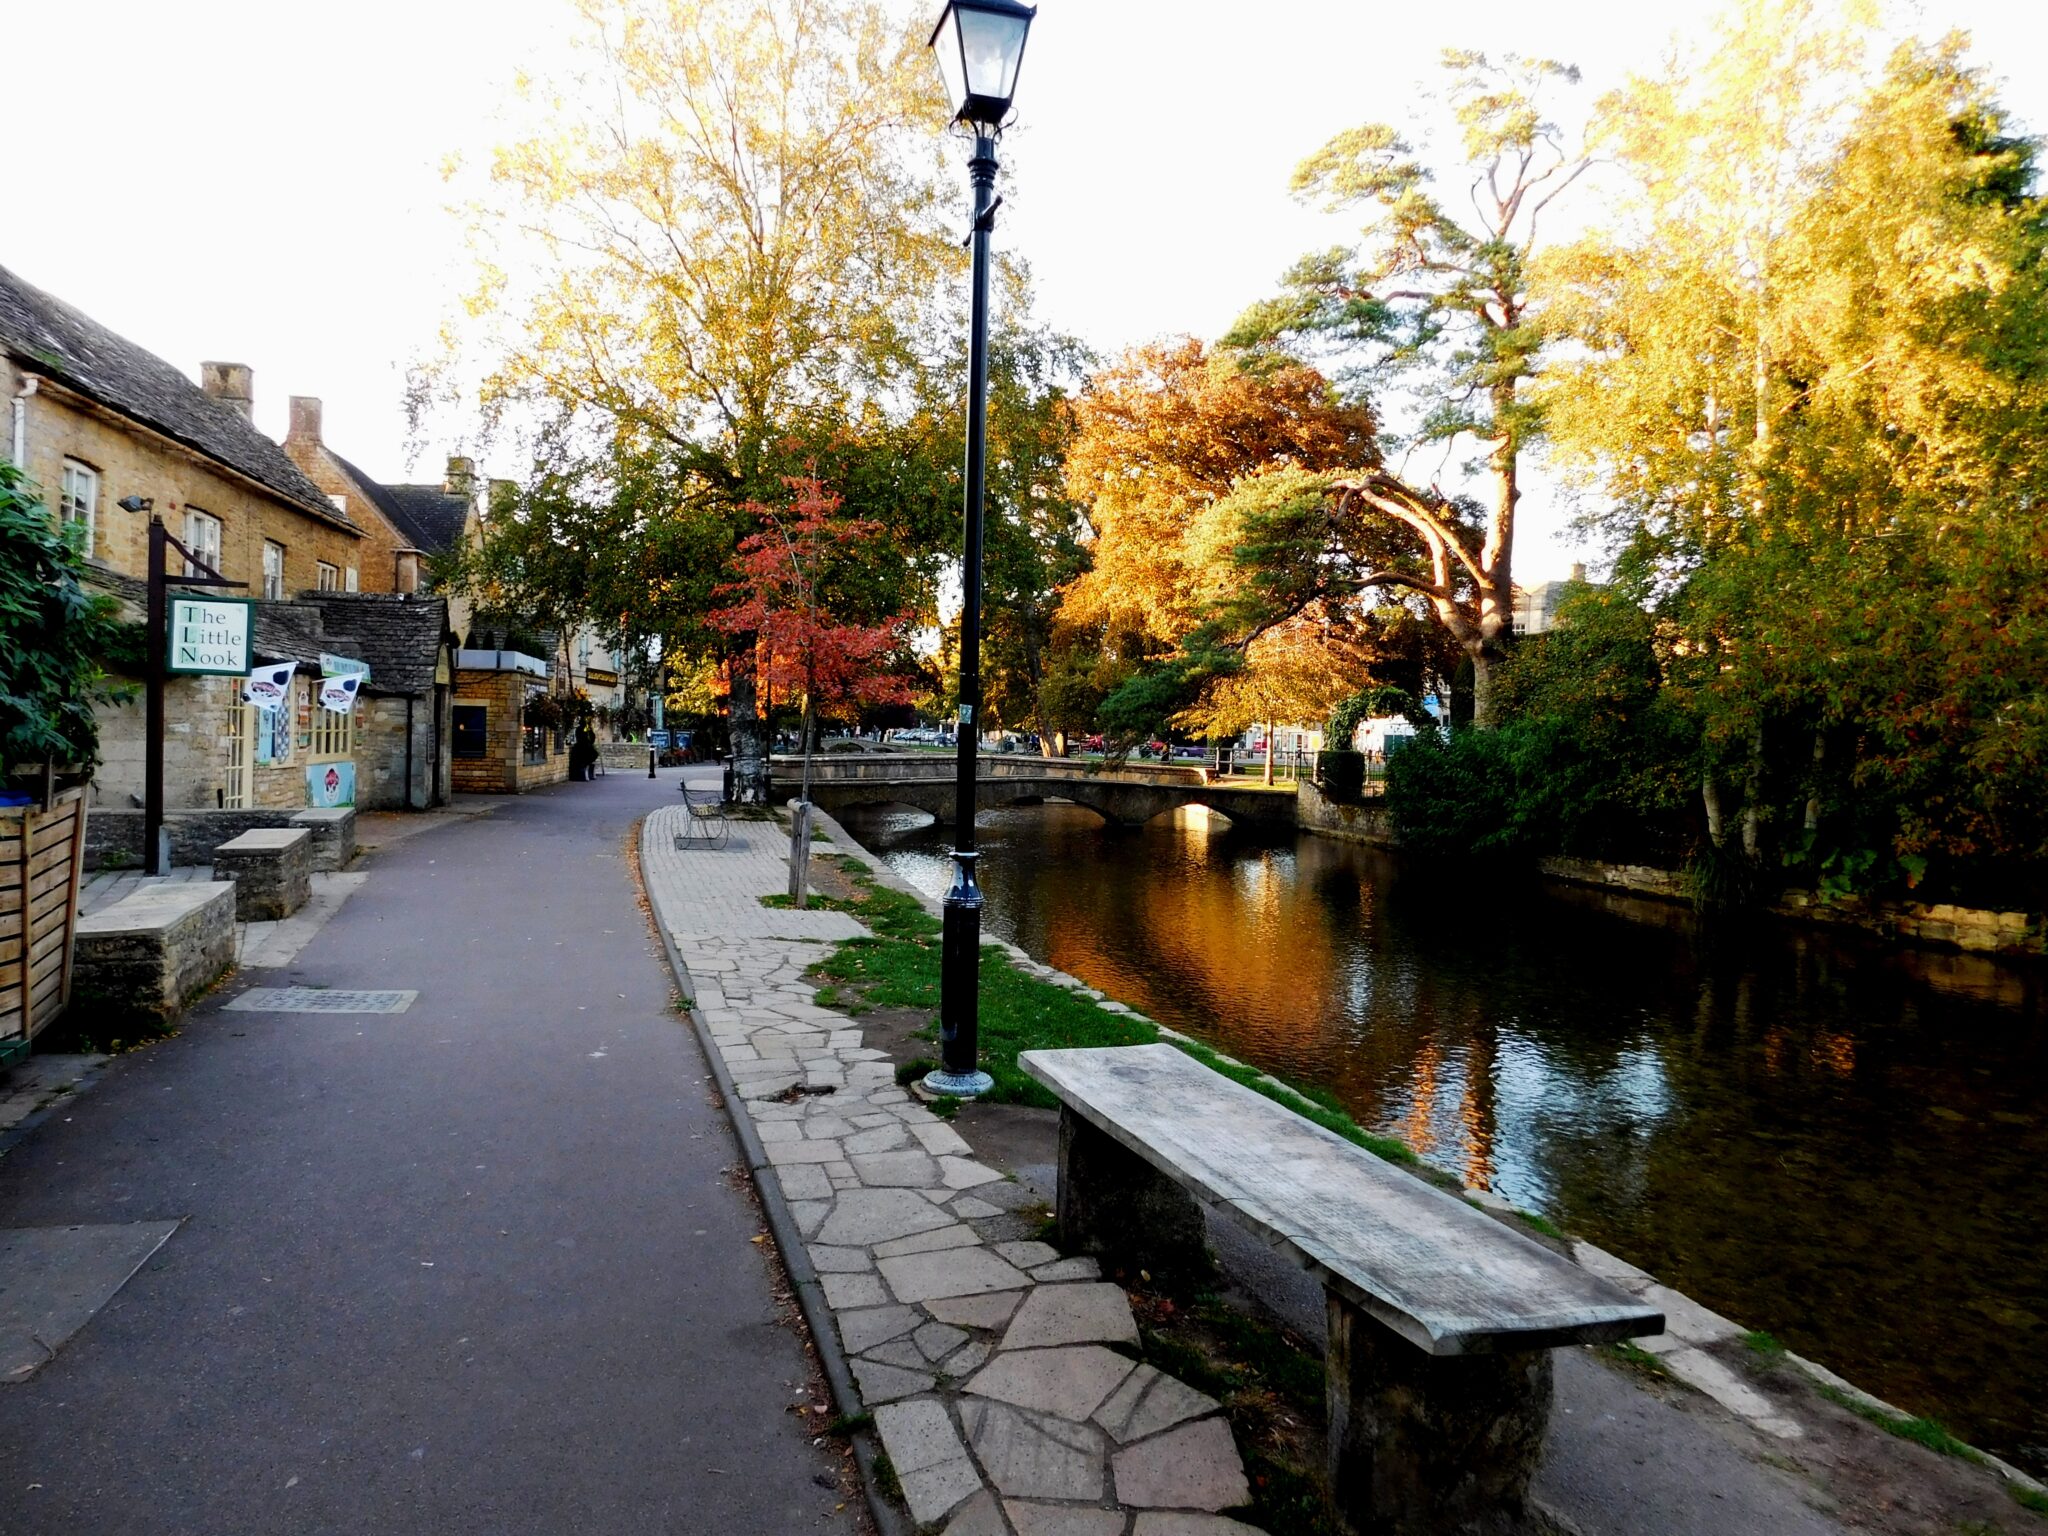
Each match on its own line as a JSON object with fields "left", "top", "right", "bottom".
{"left": 0, "top": 771, "right": 857, "bottom": 1536}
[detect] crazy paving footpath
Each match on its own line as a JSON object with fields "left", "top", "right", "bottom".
{"left": 0, "top": 771, "right": 857, "bottom": 1535}
{"left": 641, "top": 787, "right": 1262, "bottom": 1536}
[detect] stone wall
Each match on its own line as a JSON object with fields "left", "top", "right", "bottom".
{"left": 1537, "top": 857, "right": 2045, "bottom": 957}
{"left": 84, "top": 807, "right": 355, "bottom": 872}
{"left": 354, "top": 692, "right": 451, "bottom": 810}
{"left": 92, "top": 667, "right": 359, "bottom": 815}
{"left": 12, "top": 369, "right": 361, "bottom": 594}
{"left": 1295, "top": 781, "right": 1396, "bottom": 846}
{"left": 452, "top": 670, "right": 568, "bottom": 793}
{"left": 1297, "top": 791, "right": 2044, "bottom": 956}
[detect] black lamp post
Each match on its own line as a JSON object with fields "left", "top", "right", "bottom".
{"left": 924, "top": 0, "right": 1035, "bottom": 1100}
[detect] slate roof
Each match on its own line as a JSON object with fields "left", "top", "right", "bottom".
{"left": 305, "top": 593, "right": 450, "bottom": 695}
{"left": 253, "top": 603, "right": 351, "bottom": 670}
{"left": 333, "top": 454, "right": 472, "bottom": 556}
{"left": 0, "top": 264, "right": 357, "bottom": 532}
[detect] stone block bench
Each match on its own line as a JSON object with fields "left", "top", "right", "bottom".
{"left": 1022, "top": 1043, "right": 1664, "bottom": 1536}
{"left": 288, "top": 807, "right": 355, "bottom": 872}
{"left": 212, "top": 829, "right": 312, "bottom": 922}
{"left": 72, "top": 883, "right": 235, "bottom": 1028}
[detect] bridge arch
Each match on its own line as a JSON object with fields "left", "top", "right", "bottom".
{"left": 1138, "top": 799, "right": 1239, "bottom": 827}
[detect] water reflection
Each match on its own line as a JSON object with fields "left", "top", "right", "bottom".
{"left": 847, "top": 800, "right": 2048, "bottom": 1473}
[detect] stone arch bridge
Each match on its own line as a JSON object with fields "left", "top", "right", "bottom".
{"left": 769, "top": 753, "right": 1299, "bottom": 831}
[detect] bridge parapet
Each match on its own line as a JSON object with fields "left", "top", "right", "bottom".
{"left": 770, "top": 753, "right": 1207, "bottom": 789}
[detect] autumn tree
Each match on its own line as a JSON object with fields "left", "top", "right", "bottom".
{"left": 709, "top": 476, "right": 914, "bottom": 763}
{"left": 440, "top": 0, "right": 956, "bottom": 801}
{"left": 1230, "top": 50, "right": 1591, "bottom": 723}
{"left": 1535, "top": 10, "right": 2048, "bottom": 901}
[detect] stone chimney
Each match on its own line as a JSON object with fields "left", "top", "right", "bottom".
{"left": 487, "top": 477, "right": 518, "bottom": 520}
{"left": 444, "top": 455, "right": 476, "bottom": 500}
{"left": 286, "top": 395, "right": 324, "bottom": 447}
{"left": 1569, "top": 561, "right": 1588, "bottom": 583}
{"left": 200, "top": 361, "right": 254, "bottom": 419}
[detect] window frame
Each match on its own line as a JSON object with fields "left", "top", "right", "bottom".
{"left": 308, "top": 673, "right": 355, "bottom": 762}
{"left": 316, "top": 561, "right": 340, "bottom": 591}
{"left": 59, "top": 459, "right": 98, "bottom": 556}
{"left": 452, "top": 704, "right": 488, "bottom": 760}
{"left": 262, "top": 539, "right": 286, "bottom": 600}
{"left": 183, "top": 509, "right": 223, "bottom": 577}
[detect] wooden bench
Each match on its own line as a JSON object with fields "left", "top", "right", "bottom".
{"left": 673, "top": 786, "right": 730, "bottom": 851}
{"left": 211, "top": 829, "right": 312, "bottom": 921}
{"left": 1021, "top": 1043, "right": 1664, "bottom": 1536}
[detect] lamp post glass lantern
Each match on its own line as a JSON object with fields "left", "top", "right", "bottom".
{"left": 924, "top": 0, "right": 1034, "bottom": 1101}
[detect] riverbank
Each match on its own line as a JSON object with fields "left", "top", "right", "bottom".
{"left": 1294, "top": 781, "right": 2048, "bottom": 957}
{"left": 812, "top": 799, "right": 2048, "bottom": 1532}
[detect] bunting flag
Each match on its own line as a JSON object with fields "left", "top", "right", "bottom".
{"left": 243, "top": 661, "right": 296, "bottom": 710}
{"left": 318, "top": 672, "right": 363, "bottom": 713}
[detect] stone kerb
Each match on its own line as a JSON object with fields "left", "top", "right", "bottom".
{"left": 212, "top": 828, "right": 312, "bottom": 922}
{"left": 639, "top": 803, "right": 1265, "bottom": 1536}
{"left": 72, "top": 882, "right": 235, "bottom": 1026}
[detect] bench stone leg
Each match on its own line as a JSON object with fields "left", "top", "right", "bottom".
{"left": 1326, "top": 1292, "right": 1551, "bottom": 1536}
{"left": 1055, "top": 1104, "right": 1208, "bottom": 1279}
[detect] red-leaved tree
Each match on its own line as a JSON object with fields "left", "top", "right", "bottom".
{"left": 709, "top": 476, "right": 913, "bottom": 841}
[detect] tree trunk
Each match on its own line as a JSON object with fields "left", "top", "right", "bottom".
{"left": 1740, "top": 727, "right": 1766, "bottom": 860}
{"left": 1703, "top": 777, "right": 1727, "bottom": 848}
{"left": 1470, "top": 649, "right": 1496, "bottom": 730}
{"left": 728, "top": 641, "right": 769, "bottom": 804}
{"left": 1803, "top": 732, "right": 1824, "bottom": 835}
{"left": 1263, "top": 721, "right": 1275, "bottom": 786}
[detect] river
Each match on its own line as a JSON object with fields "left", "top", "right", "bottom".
{"left": 841, "top": 800, "right": 2048, "bottom": 1476}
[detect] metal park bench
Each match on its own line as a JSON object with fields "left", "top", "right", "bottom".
{"left": 672, "top": 785, "right": 730, "bottom": 851}
{"left": 1021, "top": 1043, "right": 1665, "bottom": 1536}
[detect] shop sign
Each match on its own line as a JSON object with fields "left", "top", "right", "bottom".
{"left": 167, "top": 597, "right": 254, "bottom": 675}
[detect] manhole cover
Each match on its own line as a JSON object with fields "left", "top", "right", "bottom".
{"left": 226, "top": 988, "right": 417, "bottom": 1014}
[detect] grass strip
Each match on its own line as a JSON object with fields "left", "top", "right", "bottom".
{"left": 1815, "top": 1385, "right": 1983, "bottom": 1464}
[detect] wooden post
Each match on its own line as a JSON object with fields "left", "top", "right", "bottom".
{"left": 787, "top": 799, "right": 813, "bottom": 909}
{"left": 144, "top": 517, "right": 167, "bottom": 874}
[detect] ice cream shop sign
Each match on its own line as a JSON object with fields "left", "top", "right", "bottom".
{"left": 166, "top": 597, "right": 254, "bottom": 676}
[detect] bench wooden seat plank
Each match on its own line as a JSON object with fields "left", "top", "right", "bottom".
{"left": 1022, "top": 1042, "right": 1663, "bottom": 1536}
{"left": 1022, "top": 1042, "right": 1657, "bottom": 1357}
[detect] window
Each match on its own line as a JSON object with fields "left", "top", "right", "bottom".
{"left": 316, "top": 561, "right": 340, "bottom": 591}
{"left": 309, "top": 675, "right": 354, "bottom": 760}
{"left": 262, "top": 540, "right": 286, "bottom": 600}
{"left": 184, "top": 510, "right": 222, "bottom": 576}
{"left": 223, "top": 707, "right": 254, "bottom": 810}
{"left": 344, "top": 566, "right": 359, "bottom": 592}
{"left": 59, "top": 460, "right": 97, "bottom": 556}
{"left": 452, "top": 705, "right": 487, "bottom": 759}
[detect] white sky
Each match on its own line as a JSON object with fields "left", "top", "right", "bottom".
{"left": 7, "top": 0, "right": 2045, "bottom": 580}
